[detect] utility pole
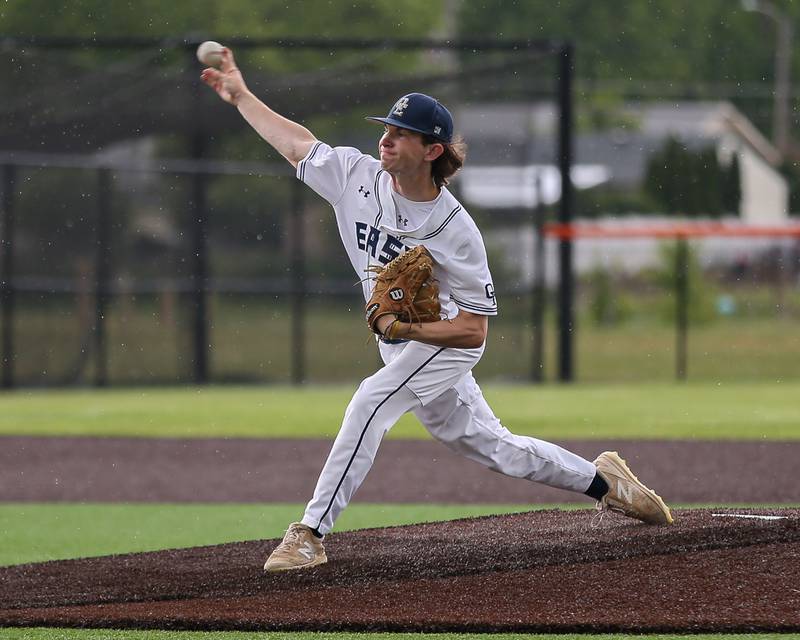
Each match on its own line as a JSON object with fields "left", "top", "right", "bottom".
{"left": 742, "top": 0, "right": 794, "bottom": 154}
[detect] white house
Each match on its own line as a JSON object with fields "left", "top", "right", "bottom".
{"left": 454, "top": 100, "right": 789, "bottom": 222}
{"left": 450, "top": 101, "right": 793, "bottom": 283}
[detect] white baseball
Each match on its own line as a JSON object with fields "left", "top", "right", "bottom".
{"left": 196, "top": 41, "right": 224, "bottom": 68}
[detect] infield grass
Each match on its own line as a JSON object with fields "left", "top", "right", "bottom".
{"left": 0, "top": 502, "right": 556, "bottom": 567}
{"left": 2, "top": 502, "right": 795, "bottom": 568}
{"left": 1, "top": 380, "right": 798, "bottom": 439}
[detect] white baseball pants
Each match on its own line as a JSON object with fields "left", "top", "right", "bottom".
{"left": 301, "top": 340, "right": 598, "bottom": 534}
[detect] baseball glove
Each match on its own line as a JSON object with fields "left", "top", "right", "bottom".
{"left": 365, "top": 245, "right": 441, "bottom": 336}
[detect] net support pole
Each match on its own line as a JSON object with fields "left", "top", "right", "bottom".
{"left": 290, "top": 178, "right": 306, "bottom": 385}
{"left": 531, "top": 172, "right": 546, "bottom": 383}
{"left": 93, "top": 168, "right": 112, "bottom": 387}
{"left": 189, "top": 49, "right": 210, "bottom": 385}
{"left": 1, "top": 164, "right": 16, "bottom": 388}
{"left": 675, "top": 237, "right": 689, "bottom": 381}
{"left": 190, "top": 133, "right": 210, "bottom": 384}
{"left": 557, "top": 43, "right": 575, "bottom": 382}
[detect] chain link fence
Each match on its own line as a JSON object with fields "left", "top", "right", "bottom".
{"left": 2, "top": 37, "right": 799, "bottom": 388}
{"left": 1, "top": 37, "right": 573, "bottom": 387}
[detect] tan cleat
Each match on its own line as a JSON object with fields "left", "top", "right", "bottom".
{"left": 594, "top": 451, "right": 674, "bottom": 525}
{"left": 264, "top": 522, "right": 327, "bottom": 572}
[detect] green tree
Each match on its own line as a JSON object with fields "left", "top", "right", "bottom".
{"left": 645, "top": 138, "right": 730, "bottom": 217}
{"left": 587, "top": 266, "right": 632, "bottom": 326}
{"left": 456, "top": 0, "right": 800, "bottom": 139}
{"left": 650, "top": 241, "right": 716, "bottom": 325}
{"left": 778, "top": 161, "right": 800, "bottom": 215}
{"left": 721, "top": 154, "right": 742, "bottom": 214}
{"left": 695, "top": 147, "right": 723, "bottom": 217}
{"left": 0, "top": 0, "right": 442, "bottom": 40}
{"left": 645, "top": 137, "right": 688, "bottom": 214}
{"left": 0, "top": 0, "right": 444, "bottom": 81}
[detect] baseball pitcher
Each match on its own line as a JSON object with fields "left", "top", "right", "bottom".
{"left": 201, "top": 48, "right": 673, "bottom": 572}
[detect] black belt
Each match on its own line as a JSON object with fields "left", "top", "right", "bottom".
{"left": 379, "top": 337, "right": 409, "bottom": 345}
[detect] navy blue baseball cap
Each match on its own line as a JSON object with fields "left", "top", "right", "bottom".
{"left": 366, "top": 93, "right": 454, "bottom": 143}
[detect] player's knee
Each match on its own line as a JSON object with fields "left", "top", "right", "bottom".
{"left": 353, "top": 374, "right": 382, "bottom": 401}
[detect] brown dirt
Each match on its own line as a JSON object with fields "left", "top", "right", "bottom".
{"left": 0, "top": 508, "right": 798, "bottom": 633}
{"left": 2, "top": 436, "right": 799, "bottom": 632}
{"left": 2, "top": 436, "right": 799, "bottom": 504}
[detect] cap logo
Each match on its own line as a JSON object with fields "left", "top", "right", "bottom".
{"left": 392, "top": 97, "right": 410, "bottom": 116}
{"left": 433, "top": 125, "right": 442, "bottom": 135}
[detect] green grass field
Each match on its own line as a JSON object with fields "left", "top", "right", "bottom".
{"left": 2, "top": 382, "right": 797, "bottom": 639}
{"left": 11, "top": 295, "right": 800, "bottom": 385}
{"left": 2, "top": 380, "right": 799, "bottom": 439}
{"left": 0, "top": 502, "right": 549, "bottom": 567}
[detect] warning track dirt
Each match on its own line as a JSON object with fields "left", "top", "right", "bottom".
{"left": 1, "top": 437, "right": 798, "bottom": 504}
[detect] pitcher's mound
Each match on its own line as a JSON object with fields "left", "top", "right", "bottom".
{"left": 1, "top": 508, "right": 798, "bottom": 633}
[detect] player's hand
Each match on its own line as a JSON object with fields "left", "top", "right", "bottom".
{"left": 375, "top": 314, "right": 398, "bottom": 336}
{"left": 200, "top": 48, "right": 248, "bottom": 106}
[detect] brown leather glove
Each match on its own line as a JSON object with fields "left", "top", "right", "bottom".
{"left": 364, "top": 245, "right": 441, "bottom": 336}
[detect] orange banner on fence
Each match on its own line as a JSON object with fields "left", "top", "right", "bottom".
{"left": 543, "top": 222, "right": 800, "bottom": 239}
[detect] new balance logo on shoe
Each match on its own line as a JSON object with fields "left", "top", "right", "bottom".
{"left": 298, "top": 541, "right": 316, "bottom": 560}
{"left": 616, "top": 479, "right": 635, "bottom": 505}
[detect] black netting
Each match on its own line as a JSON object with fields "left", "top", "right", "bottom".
{"left": 0, "top": 40, "right": 560, "bottom": 387}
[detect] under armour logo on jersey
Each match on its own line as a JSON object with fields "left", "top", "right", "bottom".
{"left": 358, "top": 185, "right": 370, "bottom": 198}
{"left": 389, "top": 288, "right": 404, "bottom": 301}
{"left": 397, "top": 214, "right": 408, "bottom": 227}
{"left": 392, "top": 96, "right": 410, "bottom": 116}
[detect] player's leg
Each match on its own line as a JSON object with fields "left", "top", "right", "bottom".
{"left": 300, "top": 378, "right": 420, "bottom": 535}
{"left": 265, "top": 341, "right": 483, "bottom": 570}
{"left": 415, "top": 373, "right": 672, "bottom": 524}
{"left": 299, "top": 341, "right": 474, "bottom": 536}
{"left": 415, "top": 372, "right": 597, "bottom": 493}
{"left": 265, "top": 365, "right": 422, "bottom": 572}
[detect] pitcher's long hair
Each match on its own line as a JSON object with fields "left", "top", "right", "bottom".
{"left": 424, "top": 134, "right": 467, "bottom": 188}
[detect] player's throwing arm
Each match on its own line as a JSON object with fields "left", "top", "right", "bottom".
{"left": 199, "top": 46, "right": 316, "bottom": 166}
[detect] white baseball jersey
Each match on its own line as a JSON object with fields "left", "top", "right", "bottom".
{"left": 294, "top": 140, "right": 597, "bottom": 536}
{"left": 296, "top": 141, "right": 498, "bottom": 321}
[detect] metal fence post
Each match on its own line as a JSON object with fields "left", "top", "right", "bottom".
{"left": 189, "top": 140, "right": 209, "bottom": 385}
{"left": 557, "top": 43, "right": 575, "bottom": 382}
{"left": 675, "top": 236, "right": 689, "bottom": 380}
{"left": 189, "top": 44, "right": 210, "bottom": 384}
{"left": 1, "top": 164, "right": 16, "bottom": 388}
{"left": 94, "top": 168, "right": 112, "bottom": 387}
{"left": 531, "top": 172, "right": 546, "bottom": 383}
